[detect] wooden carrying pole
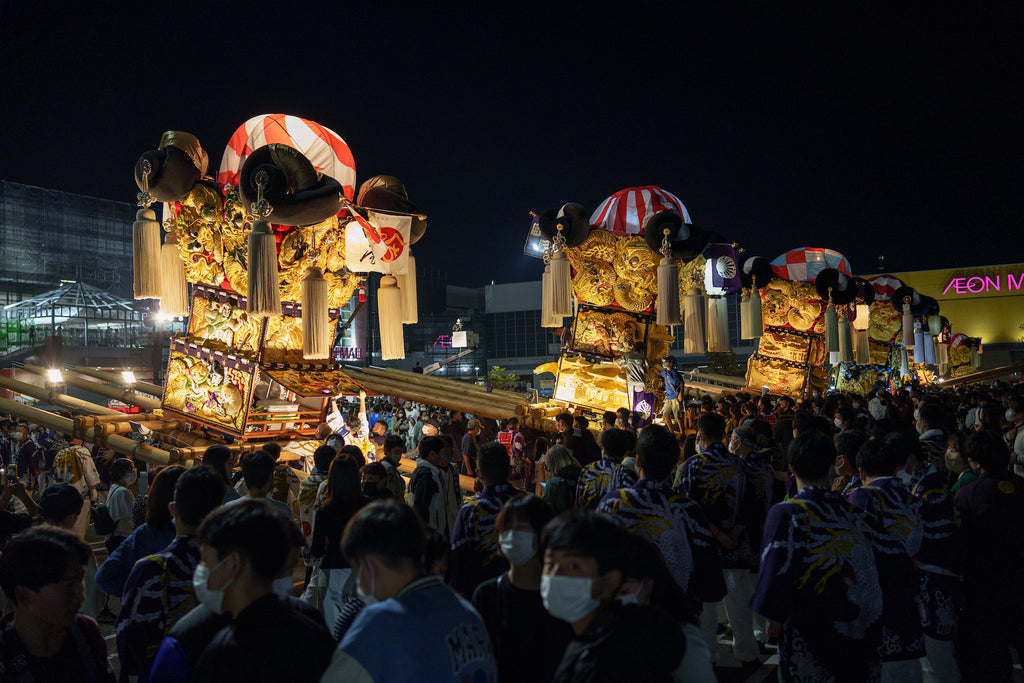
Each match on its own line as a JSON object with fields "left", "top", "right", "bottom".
{"left": 342, "top": 369, "right": 519, "bottom": 420}
{"left": 22, "top": 364, "right": 162, "bottom": 411}
{"left": 0, "top": 375, "right": 123, "bottom": 416}
{"left": 364, "top": 367, "right": 529, "bottom": 405}
{"left": 69, "top": 366, "right": 164, "bottom": 398}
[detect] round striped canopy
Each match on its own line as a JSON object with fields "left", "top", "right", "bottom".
{"left": 865, "top": 274, "right": 907, "bottom": 302}
{"left": 217, "top": 114, "right": 356, "bottom": 200}
{"left": 770, "top": 247, "right": 852, "bottom": 283}
{"left": 589, "top": 186, "right": 691, "bottom": 235}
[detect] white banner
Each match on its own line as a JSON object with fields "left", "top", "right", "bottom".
{"left": 344, "top": 209, "right": 411, "bottom": 275}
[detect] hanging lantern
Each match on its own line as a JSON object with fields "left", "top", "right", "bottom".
{"left": 839, "top": 312, "right": 853, "bottom": 363}
{"left": 749, "top": 288, "right": 763, "bottom": 338}
{"left": 923, "top": 334, "right": 936, "bottom": 365}
{"left": 855, "top": 328, "right": 871, "bottom": 364}
{"left": 397, "top": 255, "right": 419, "bottom": 324}
{"left": 158, "top": 219, "right": 188, "bottom": 317}
{"left": 936, "top": 340, "right": 949, "bottom": 365}
{"left": 549, "top": 225, "right": 573, "bottom": 318}
{"left": 246, "top": 170, "right": 281, "bottom": 317}
{"left": 706, "top": 296, "right": 730, "bottom": 352}
{"left": 656, "top": 227, "right": 680, "bottom": 326}
{"left": 854, "top": 303, "right": 870, "bottom": 331}
{"left": 902, "top": 302, "right": 914, "bottom": 348}
{"left": 913, "top": 322, "right": 925, "bottom": 361}
{"left": 683, "top": 288, "right": 705, "bottom": 354}
{"left": 541, "top": 263, "right": 559, "bottom": 328}
{"left": 825, "top": 302, "right": 839, "bottom": 354}
{"left": 132, "top": 159, "right": 161, "bottom": 300}
{"left": 301, "top": 266, "right": 330, "bottom": 359}
{"left": 378, "top": 275, "right": 405, "bottom": 360}
{"left": 740, "top": 290, "right": 753, "bottom": 339}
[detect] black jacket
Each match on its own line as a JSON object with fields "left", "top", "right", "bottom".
{"left": 551, "top": 602, "right": 685, "bottom": 683}
{"left": 193, "top": 594, "right": 333, "bottom": 682}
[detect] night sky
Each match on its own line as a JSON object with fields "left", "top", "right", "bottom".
{"left": 3, "top": 4, "right": 1021, "bottom": 287}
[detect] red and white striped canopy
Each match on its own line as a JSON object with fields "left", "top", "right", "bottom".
{"left": 865, "top": 274, "right": 906, "bottom": 302}
{"left": 770, "top": 247, "right": 852, "bottom": 283}
{"left": 949, "top": 333, "right": 969, "bottom": 348}
{"left": 589, "top": 186, "right": 691, "bottom": 235}
{"left": 217, "top": 114, "right": 356, "bottom": 200}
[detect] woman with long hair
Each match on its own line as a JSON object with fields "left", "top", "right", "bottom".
{"left": 309, "top": 454, "right": 369, "bottom": 628}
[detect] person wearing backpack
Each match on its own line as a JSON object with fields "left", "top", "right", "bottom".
{"left": 542, "top": 446, "right": 581, "bottom": 514}
{"left": 104, "top": 459, "right": 137, "bottom": 554}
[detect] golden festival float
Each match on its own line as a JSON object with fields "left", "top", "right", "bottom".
{"left": 528, "top": 186, "right": 981, "bottom": 422}
{"left": 0, "top": 119, "right": 984, "bottom": 467}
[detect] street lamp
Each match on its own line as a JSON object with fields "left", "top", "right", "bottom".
{"left": 46, "top": 368, "right": 63, "bottom": 387}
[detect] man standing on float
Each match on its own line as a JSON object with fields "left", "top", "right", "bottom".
{"left": 659, "top": 356, "right": 686, "bottom": 437}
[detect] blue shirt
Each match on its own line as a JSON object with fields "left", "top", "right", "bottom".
{"left": 333, "top": 575, "right": 496, "bottom": 682}
{"left": 659, "top": 368, "right": 682, "bottom": 400}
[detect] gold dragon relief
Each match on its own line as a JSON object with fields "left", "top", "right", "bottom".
{"left": 164, "top": 351, "right": 251, "bottom": 431}
{"left": 186, "top": 298, "right": 263, "bottom": 355}
{"left": 263, "top": 315, "right": 307, "bottom": 364}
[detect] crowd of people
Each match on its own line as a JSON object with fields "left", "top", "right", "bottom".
{"left": 0, "top": 378, "right": 1022, "bottom": 681}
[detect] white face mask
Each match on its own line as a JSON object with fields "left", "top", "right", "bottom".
{"left": 356, "top": 560, "right": 379, "bottom": 607}
{"left": 272, "top": 576, "right": 294, "bottom": 600}
{"left": 124, "top": 472, "right": 138, "bottom": 485}
{"left": 834, "top": 417, "right": 843, "bottom": 428}
{"left": 541, "top": 574, "right": 600, "bottom": 623}
{"left": 1006, "top": 410, "right": 1016, "bottom": 423}
{"left": 193, "top": 556, "right": 233, "bottom": 615}
{"left": 499, "top": 530, "right": 537, "bottom": 566}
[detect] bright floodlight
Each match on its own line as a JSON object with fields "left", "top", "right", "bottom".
{"left": 122, "top": 370, "right": 137, "bottom": 385}
{"left": 47, "top": 368, "right": 63, "bottom": 384}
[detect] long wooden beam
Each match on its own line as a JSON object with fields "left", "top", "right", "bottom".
{"left": 343, "top": 369, "right": 519, "bottom": 420}
{"left": 69, "top": 366, "right": 164, "bottom": 398}
{"left": 22, "top": 364, "right": 162, "bottom": 411}
{"left": 363, "top": 366, "right": 529, "bottom": 405}
{"left": 0, "top": 375, "right": 122, "bottom": 415}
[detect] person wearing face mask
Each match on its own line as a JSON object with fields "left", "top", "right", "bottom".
{"left": 321, "top": 500, "right": 497, "bottom": 682}
{"left": 450, "top": 443, "right": 516, "bottom": 597}
{"left": 190, "top": 501, "right": 333, "bottom": 682}
{"left": 471, "top": 493, "right": 571, "bottom": 683}
{"left": 542, "top": 509, "right": 687, "bottom": 682}
{"left": 575, "top": 428, "right": 638, "bottom": 510}
{"left": 115, "top": 466, "right": 224, "bottom": 682}
{"left": 104, "top": 458, "right": 138, "bottom": 555}
{"left": 496, "top": 417, "right": 531, "bottom": 489}
{"left": 1002, "top": 395, "right": 1024, "bottom": 476}
{"left": 617, "top": 534, "right": 716, "bottom": 683}
{"left": 150, "top": 518, "right": 325, "bottom": 683}
{"left": 359, "top": 462, "right": 393, "bottom": 501}
{"left": 379, "top": 435, "right": 407, "bottom": 500}
{"left": 832, "top": 430, "right": 865, "bottom": 495}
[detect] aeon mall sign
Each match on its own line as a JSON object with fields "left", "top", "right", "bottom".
{"left": 943, "top": 272, "right": 1024, "bottom": 295}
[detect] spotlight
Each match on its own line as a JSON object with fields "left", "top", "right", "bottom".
{"left": 122, "top": 370, "right": 136, "bottom": 386}
{"left": 46, "top": 368, "right": 63, "bottom": 387}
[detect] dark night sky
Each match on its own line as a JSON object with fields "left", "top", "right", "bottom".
{"left": 2, "top": 4, "right": 1022, "bottom": 287}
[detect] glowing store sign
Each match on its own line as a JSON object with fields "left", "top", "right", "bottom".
{"left": 943, "top": 273, "right": 1024, "bottom": 295}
